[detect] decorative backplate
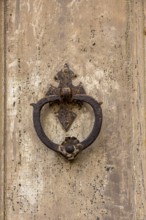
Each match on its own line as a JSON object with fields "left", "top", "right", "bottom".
{"left": 46, "top": 64, "right": 86, "bottom": 131}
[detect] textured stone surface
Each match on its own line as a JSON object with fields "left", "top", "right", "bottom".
{"left": 0, "top": 0, "right": 146, "bottom": 220}
{"left": 0, "top": 1, "right": 4, "bottom": 220}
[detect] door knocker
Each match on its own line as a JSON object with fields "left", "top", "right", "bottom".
{"left": 31, "top": 64, "right": 102, "bottom": 160}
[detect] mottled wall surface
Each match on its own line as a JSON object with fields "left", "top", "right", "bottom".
{"left": 0, "top": 0, "right": 146, "bottom": 220}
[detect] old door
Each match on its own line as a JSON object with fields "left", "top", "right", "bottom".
{"left": 0, "top": 0, "right": 146, "bottom": 220}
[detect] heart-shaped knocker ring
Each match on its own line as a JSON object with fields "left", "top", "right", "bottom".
{"left": 31, "top": 64, "right": 102, "bottom": 160}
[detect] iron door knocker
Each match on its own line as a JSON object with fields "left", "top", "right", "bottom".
{"left": 31, "top": 64, "right": 102, "bottom": 160}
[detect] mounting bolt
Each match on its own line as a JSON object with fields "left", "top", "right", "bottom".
{"left": 65, "top": 145, "right": 74, "bottom": 153}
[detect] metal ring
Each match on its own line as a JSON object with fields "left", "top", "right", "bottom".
{"left": 31, "top": 94, "right": 102, "bottom": 160}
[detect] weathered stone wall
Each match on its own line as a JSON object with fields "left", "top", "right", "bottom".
{"left": 0, "top": 0, "right": 146, "bottom": 220}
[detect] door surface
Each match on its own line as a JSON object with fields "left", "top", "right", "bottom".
{"left": 0, "top": 0, "right": 146, "bottom": 220}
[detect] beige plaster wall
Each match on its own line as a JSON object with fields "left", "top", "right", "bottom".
{"left": 0, "top": 1, "right": 146, "bottom": 220}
